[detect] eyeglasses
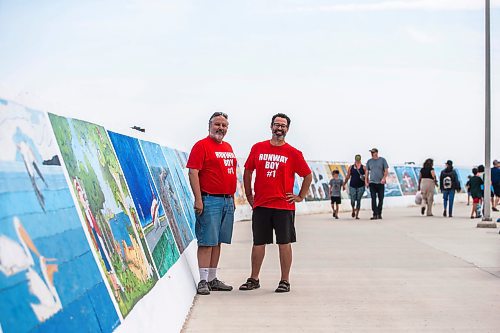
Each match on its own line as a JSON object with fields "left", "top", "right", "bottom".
{"left": 210, "top": 112, "right": 228, "bottom": 120}
{"left": 272, "top": 123, "right": 288, "bottom": 129}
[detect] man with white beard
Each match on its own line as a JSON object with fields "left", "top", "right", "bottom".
{"left": 187, "top": 112, "right": 237, "bottom": 295}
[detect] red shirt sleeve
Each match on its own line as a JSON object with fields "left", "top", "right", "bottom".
{"left": 294, "top": 150, "right": 311, "bottom": 177}
{"left": 244, "top": 144, "right": 257, "bottom": 171}
{"left": 186, "top": 141, "right": 205, "bottom": 170}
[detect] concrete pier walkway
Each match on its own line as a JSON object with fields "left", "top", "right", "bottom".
{"left": 183, "top": 204, "right": 500, "bottom": 332}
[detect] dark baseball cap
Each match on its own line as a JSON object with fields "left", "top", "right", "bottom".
{"left": 369, "top": 148, "right": 378, "bottom": 153}
{"left": 446, "top": 160, "right": 453, "bottom": 166}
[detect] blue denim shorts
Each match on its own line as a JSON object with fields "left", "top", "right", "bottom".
{"left": 195, "top": 195, "right": 235, "bottom": 246}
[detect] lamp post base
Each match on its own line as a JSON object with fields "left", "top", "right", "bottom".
{"left": 477, "top": 218, "right": 496, "bottom": 228}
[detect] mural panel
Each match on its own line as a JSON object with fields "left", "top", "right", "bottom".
{"left": 140, "top": 140, "right": 193, "bottom": 253}
{"left": 49, "top": 115, "right": 157, "bottom": 317}
{"left": 0, "top": 101, "right": 119, "bottom": 332}
{"left": 108, "top": 132, "right": 180, "bottom": 277}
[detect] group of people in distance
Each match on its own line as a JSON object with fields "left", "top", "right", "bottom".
{"left": 417, "top": 159, "right": 500, "bottom": 219}
{"left": 187, "top": 112, "right": 311, "bottom": 295}
{"left": 328, "top": 149, "right": 389, "bottom": 221}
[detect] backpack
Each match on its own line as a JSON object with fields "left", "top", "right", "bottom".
{"left": 443, "top": 174, "right": 453, "bottom": 190}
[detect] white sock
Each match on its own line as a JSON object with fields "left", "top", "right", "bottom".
{"left": 199, "top": 268, "right": 209, "bottom": 282}
{"left": 208, "top": 268, "right": 217, "bottom": 282}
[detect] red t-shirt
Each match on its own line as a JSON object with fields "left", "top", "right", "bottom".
{"left": 245, "top": 140, "right": 311, "bottom": 210}
{"left": 186, "top": 136, "right": 237, "bottom": 195}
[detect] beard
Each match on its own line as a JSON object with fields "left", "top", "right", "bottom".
{"left": 273, "top": 129, "right": 286, "bottom": 139}
{"left": 210, "top": 129, "right": 226, "bottom": 141}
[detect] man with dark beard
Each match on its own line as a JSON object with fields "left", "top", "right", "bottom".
{"left": 239, "top": 113, "right": 312, "bottom": 293}
{"left": 187, "top": 112, "right": 237, "bottom": 295}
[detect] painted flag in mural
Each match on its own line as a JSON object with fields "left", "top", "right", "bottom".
{"left": 394, "top": 166, "right": 419, "bottom": 196}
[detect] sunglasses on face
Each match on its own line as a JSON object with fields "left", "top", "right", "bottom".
{"left": 210, "top": 112, "right": 228, "bottom": 120}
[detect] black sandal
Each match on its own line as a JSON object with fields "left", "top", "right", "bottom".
{"left": 239, "top": 278, "right": 260, "bottom": 291}
{"left": 275, "top": 280, "right": 290, "bottom": 293}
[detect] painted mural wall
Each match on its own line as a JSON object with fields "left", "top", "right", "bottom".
{"left": 0, "top": 98, "right": 474, "bottom": 332}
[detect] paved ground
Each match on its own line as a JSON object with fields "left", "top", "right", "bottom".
{"left": 183, "top": 203, "right": 500, "bottom": 333}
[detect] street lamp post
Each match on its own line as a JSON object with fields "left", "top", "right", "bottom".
{"left": 477, "top": 0, "right": 496, "bottom": 228}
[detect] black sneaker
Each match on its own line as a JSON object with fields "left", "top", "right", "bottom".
{"left": 370, "top": 215, "right": 378, "bottom": 220}
{"left": 197, "top": 280, "right": 210, "bottom": 295}
{"left": 378, "top": 214, "right": 382, "bottom": 220}
{"left": 209, "top": 278, "right": 233, "bottom": 291}
{"left": 421, "top": 207, "right": 425, "bottom": 215}
{"left": 443, "top": 210, "right": 447, "bottom": 217}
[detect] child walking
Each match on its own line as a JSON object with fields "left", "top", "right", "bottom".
{"left": 469, "top": 167, "right": 483, "bottom": 219}
{"left": 329, "top": 170, "right": 343, "bottom": 219}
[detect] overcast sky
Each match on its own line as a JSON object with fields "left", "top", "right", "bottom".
{"left": 0, "top": 0, "right": 499, "bottom": 166}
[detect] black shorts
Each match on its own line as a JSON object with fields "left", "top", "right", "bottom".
{"left": 331, "top": 196, "right": 341, "bottom": 204}
{"left": 252, "top": 207, "right": 296, "bottom": 245}
{"left": 494, "top": 184, "right": 500, "bottom": 197}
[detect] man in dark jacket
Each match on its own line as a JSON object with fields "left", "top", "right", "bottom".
{"left": 439, "top": 160, "right": 461, "bottom": 218}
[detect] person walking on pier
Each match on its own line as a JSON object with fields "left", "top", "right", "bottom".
{"left": 418, "top": 158, "right": 437, "bottom": 216}
{"left": 240, "top": 113, "right": 312, "bottom": 293}
{"left": 466, "top": 175, "right": 472, "bottom": 206}
{"left": 329, "top": 170, "right": 343, "bottom": 219}
{"left": 439, "top": 160, "right": 461, "bottom": 218}
{"left": 187, "top": 112, "right": 237, "bottom": 295}
{"left": 343, "top": 154, "right": 367, "bottom": 219}
{"left": 366, "top": 148, "right": 389, "bottom": 220}
{"left": 491, "top": 159, "right": 499, "bottom": 211}
{"left": 469, "top": 167, "right": 483, "bottom": 219}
